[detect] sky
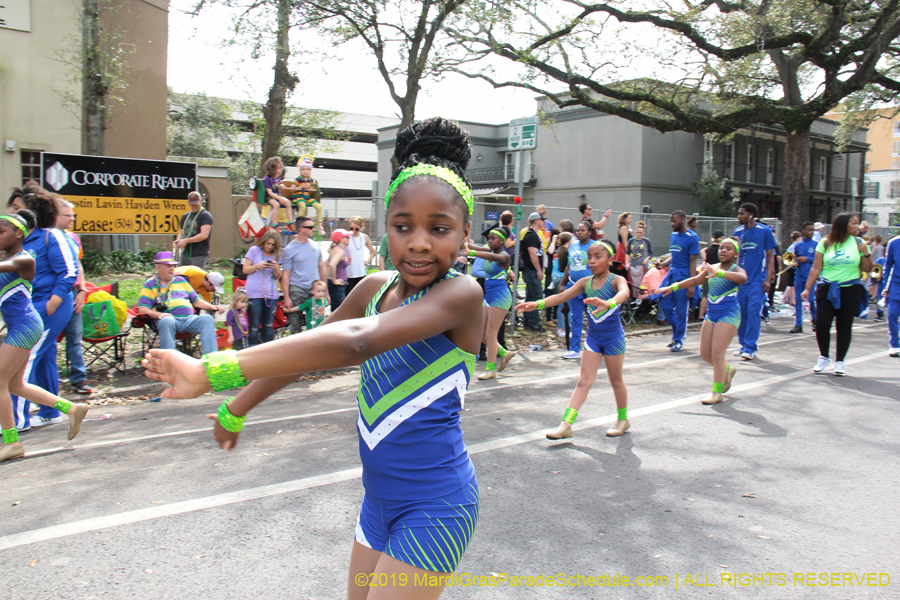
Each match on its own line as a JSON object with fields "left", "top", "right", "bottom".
{"left": 166, "top": 1, "right": 539, "bottom": 125}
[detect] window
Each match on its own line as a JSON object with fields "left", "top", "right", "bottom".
{"left": 746, "top": 144, "right": 754, "bottom": 183}
{"left": 702, "top": 139, "right": 714, "bottom": 175}
{"left": 819, "top": 156, "right": 827, "bottom": 190}
{"left": 893, "top": 161, "right": 900, "bottom": 170}
{"left": 21, "top": 151, "right": 41, "bottom": 184}
{"left": 766, "top": 148, "right": 775, "bottom": 185}
{"left": 893, "top": 141, "right": 900, "bottom": 156}
{"left": 866, "top": 181, "right": 880, "bottom": 199}
{"left": 891, "top": 180, "right": 900, "bottom": 199}
{"left": 723, "top": 142, "right": 734, "bottom": 179}
{"left": 894, "top": 121, "right": 900, "bottom": 136}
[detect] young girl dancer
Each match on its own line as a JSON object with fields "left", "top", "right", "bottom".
{"left": 144, "top": 117, "right": 484, "bottom": 599}
{"left": 654, "top": 237, "right": 747, "bottom": 404}
{"left": 517, "top": 240, "right": 631, "bottom": 439}
{"left": 467, "top": 226, "right": 515, "bottom": 379}
{"left": 0, "top": 211, "right": 89, "bottom": 462}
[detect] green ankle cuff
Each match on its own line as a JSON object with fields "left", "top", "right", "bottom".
{"left": 563, "top": 407, "right": 578, "bottom": 424}
{"left": 712, "top": 382, "right": 724, "bottom": 393}
{"left": 485, "top": 362, "right": 496, "bottom": 371}
{"left": 497, "top": 347, "right": 508, "bottom": 357}
{"left": 54, "top": 398, "right": 72, "bottom": 414}
{"left": 617, "top": 407, "right": 627, "bottom": 420}
{"left": 2, "top": 427, "right": 18, "bottom": 444}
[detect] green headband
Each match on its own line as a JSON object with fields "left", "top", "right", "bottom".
{"left": 721, "top": 239, "right": 740, "bottom": 253}
{"left": 385, "top": 164, "right": 474, "bottom": 215}
{"left": 0, "top": 215, "right": 27, "bottom": 235}
{"left": 592, "top": 240, "right": 615, "bottom": 257}
{"left": 490, "top": 229, "right": 508, "bottom": 241}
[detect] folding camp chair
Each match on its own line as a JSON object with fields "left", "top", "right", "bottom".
{"left": 66, "top": 282, "right": 132, "bottom": 373}
{"left": 132, "top": 313, "right": 203, "bottom": 358}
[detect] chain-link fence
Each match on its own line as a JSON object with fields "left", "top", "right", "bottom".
{"left": 362, "top": 198, "right": 782, "bottom": 257}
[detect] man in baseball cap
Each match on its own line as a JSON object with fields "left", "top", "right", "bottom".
{"left": 175, "top": 266, "right": 225, "bottom": 303}
{"left": 176, "top": 191, "right": 214, "bottom": 267}
{"left": 813, "top": 222, "right": 824, "bottom": 242}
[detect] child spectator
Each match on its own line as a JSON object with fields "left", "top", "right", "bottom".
{"left": 262, "top": 157, "right": 293, "bottom": 230}
{"left": 287, "top": 280, "right": 328, "bottom": 329}
{"left": 226, "top": 290, "right": 250, "bottom": 350}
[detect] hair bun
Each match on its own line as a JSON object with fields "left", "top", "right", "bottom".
{"left": 394, "top": 117, "right": 471, "bottom": 172}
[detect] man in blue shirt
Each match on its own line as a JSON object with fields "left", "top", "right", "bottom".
{"left": 657, "top": 210, "right": 699, "bottom": 352}
{"left": 790, "top": 221, "right": 818, "bottom": 334}
{"left": 882, "top": 234, "right": 900, "bottom": 356}
{"left": 733, "top": 203, "right": 776, "bottom": 359}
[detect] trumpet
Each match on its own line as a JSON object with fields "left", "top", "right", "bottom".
{"left": 872, "top": 264, "right": 883, "bottom": 280}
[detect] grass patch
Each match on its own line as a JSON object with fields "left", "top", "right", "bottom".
{"left": 92, "top": 270, "right": 236, "bottom": 307}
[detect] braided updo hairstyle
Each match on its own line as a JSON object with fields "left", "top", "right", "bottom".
{"left": 391, "top": 117, "right": 472, "bottom": 220}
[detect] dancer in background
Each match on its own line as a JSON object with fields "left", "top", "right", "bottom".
{"left": 655, "top": 237, "right": 746, "bottom": 405}
{"left": 518, "top": 240, "right": 631, "bottom": 439}
{"left": 467, "top": 227, "right": 515, "bottom": 379}
{"left": 0, "top": 210, "right": 88, "bottom": 462}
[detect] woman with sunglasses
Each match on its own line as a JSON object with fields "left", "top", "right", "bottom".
{"left": 345, "top": 216, "right": 375, "bottom": 294}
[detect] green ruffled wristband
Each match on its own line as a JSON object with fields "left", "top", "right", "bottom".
{"left": 217, "top": 398, "right": 245, "bottom": 433}
{"left": 563, "top": 407, "right": 579, "bottom": 424}
{"left": 716, "top": 270, "right": 725, "bottom": 278}
{"left": 204, "top": 350, "right": 249, "bottom": 392}
{"left": 536, "top": 299, "right": 546, "bottom": 310}
{"left": 671, "top": 282, "right": 680, "bottom": 292}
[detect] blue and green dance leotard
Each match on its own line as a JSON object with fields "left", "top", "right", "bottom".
{"left": 482, "top": 259, "right": 511, "bottom": 310}
{"left": 583, "top": 273, "right": 626, "bottom": 356}
{"left": 354, "top": 269, "right": 478, "bottom": 573}
{"left": 0, "top": 260, "right": 43, "bottom": 350}
{"left": 705, "top": 264, "right": 741, "bottom": 328}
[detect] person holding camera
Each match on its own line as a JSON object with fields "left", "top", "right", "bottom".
{"left": 137, "top": 252, "right": 225, "bottom": 356}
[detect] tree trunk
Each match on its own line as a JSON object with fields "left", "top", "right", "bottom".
{"left": 83, "top": 0, "right": 105, "bottom": 156}
{"left": 260, "top": 0, "right": 299, "bottom": 174}
{"left": 780, "top": 130, "right": 810, "bottom": 248}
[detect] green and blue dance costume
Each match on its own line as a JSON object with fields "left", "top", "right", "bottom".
{"left": 704, "top": 265, "right": 741, "bottom": 329}
{"left": 582, "top": 274, "right": 626, "bottom": 356}
{"left": 481, "top": 260, "right": 511, "bottom": 310}
{"left": 0, "top": 262, "right": 44, "bottom": 350}
{"left": 354, "top": 270, "right": 479, "bottom": 573}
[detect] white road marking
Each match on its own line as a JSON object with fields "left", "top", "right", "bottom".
{"left": 0, "top": 350, "right": 887, "bottom": 552}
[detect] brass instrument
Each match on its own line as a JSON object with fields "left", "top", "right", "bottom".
{"left": 775, "top": 251, "right": 799, "bottom": 276}
{"left": 872, "top": 264, "right": 883, "bottom": 280}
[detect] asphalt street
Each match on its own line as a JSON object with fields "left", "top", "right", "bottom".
{"left": 1, "top": 317, "right": 898, "bottom": 600}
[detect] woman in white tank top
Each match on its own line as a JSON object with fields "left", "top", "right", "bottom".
{"left": 345, "top": 216, "right": 375, "bottom": 294}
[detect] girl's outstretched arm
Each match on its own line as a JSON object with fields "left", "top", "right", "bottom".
{"left": 653, "top": 270, "right": 709, "bottom": 297}
{"left": 466, "top": 243, "right": 511, "bottom": 267}
{"left": 143, "top": 273, "right": 484, "bottom": 401}
{"left": 515, "top": 276, "right": 587, "bottom": 312}
{"left": 702, "top": 263, "right": 748, "bottom": 285}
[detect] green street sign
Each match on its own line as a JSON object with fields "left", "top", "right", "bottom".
{"left": 508, "top": 116, "right": 538, "bottom": 151}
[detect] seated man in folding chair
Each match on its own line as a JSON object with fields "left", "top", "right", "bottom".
{"left": 137, "top": 252, "right": 226, "bottom": 356}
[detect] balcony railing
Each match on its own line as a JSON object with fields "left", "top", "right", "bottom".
{"left": 466, "top": 163, "right": 536, "bottom": 183}
{"left": 698, "top": 162, "right": 860, "bottom": 195}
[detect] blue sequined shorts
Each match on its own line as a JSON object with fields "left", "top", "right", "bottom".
{"left": 3, "top": 314, "right": 44, "bottom": 350}
{"left": 355, "top": 475, "right": 479, "bottom": 573}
